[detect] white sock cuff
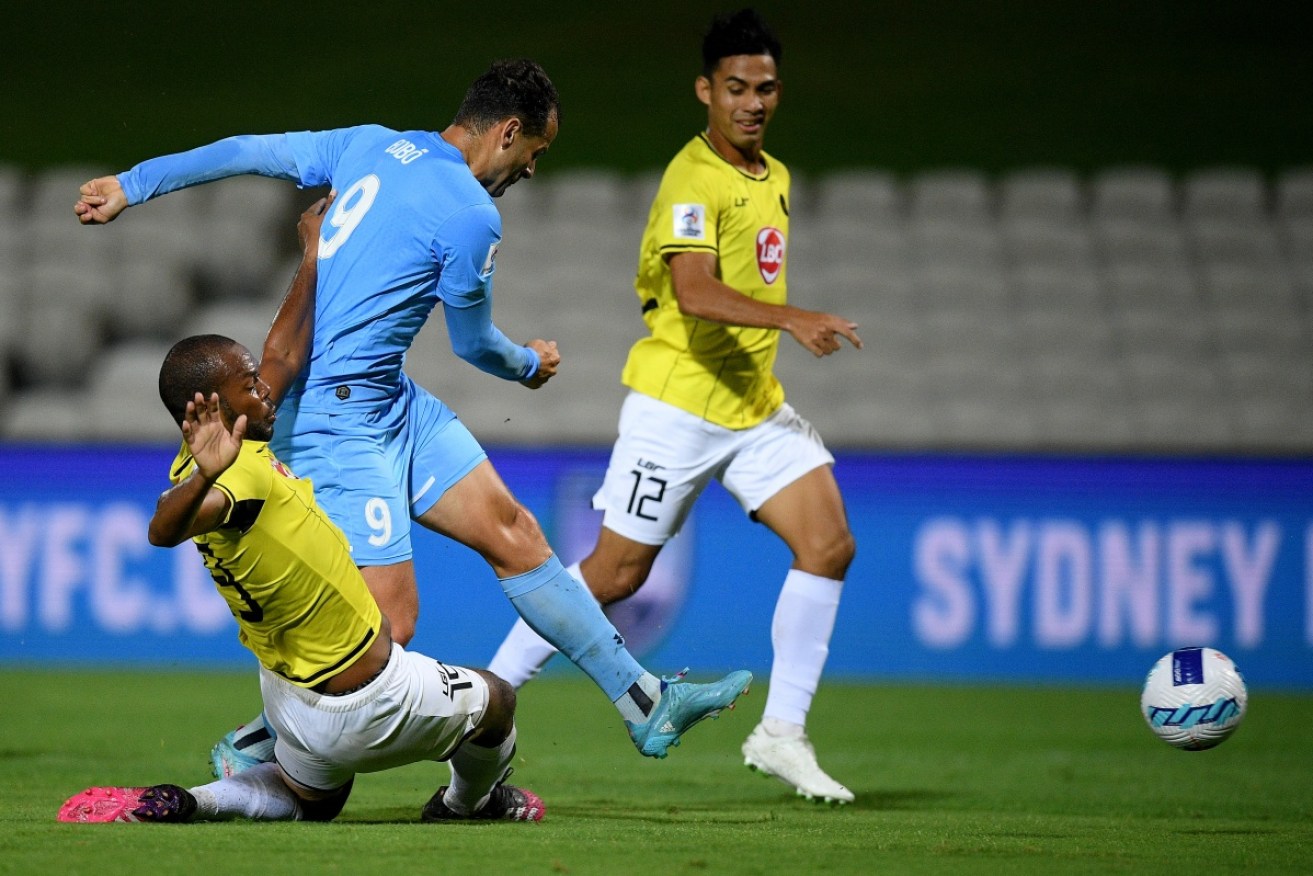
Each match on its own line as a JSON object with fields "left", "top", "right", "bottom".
{"left": 783, "top": 569, "right": 843, "bottom": 603}
{"left": 459, "top": 725, "right": 517, "bottom": 764}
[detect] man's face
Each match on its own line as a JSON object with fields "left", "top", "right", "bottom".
{"left": 217, "top": 345, "right": 276, "bottom": 442}
{"left": 485, "top": 111, "right": 558, "bottom": 198}
{"left": 698, "top": 54, "right": 781, "bottom": 155}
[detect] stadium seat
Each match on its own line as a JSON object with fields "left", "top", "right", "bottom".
{"left": 1002, "top": 217, "right": 1097, "bottom": 272}
{"left": 1090, "top": 166, "right": 1175, "bottom": 221}
{"left": 813, "top": 170, "right": 902, "bottom": 222}
{"left": 910, "top": 219, "right": 1003, "bottom": 272}
{"left": 907, "top": 169, "right": 991, "bottom": 222}
{"left": 12, "top": 298, "right": 105, "bottom": 388}
{"left": 1182, "top": 167, "right": 1267, "bottom": 220}
{"left": 1188, "top": 218, "right": 1284, "bottom": 268}
{"left": 998, "top": 168, "right": 1083, "bottom": 221}
{"left": 1, "top": 388, "right": 97, "bottom": 442}
{"left": 180, "top": 301, "right": 274, "bottom": 354}
{"left": 85, "top": 341, "right": 181, "bottom": 441}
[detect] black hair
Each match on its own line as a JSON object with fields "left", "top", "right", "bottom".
{"left": 451, "top": 58, "right": 560, "bottom": 137}
{"left": 701, "top": 8, "right": 782, "bottom": 78}
{"left": 158, "top": 334, "right": 236, "bottom": 425}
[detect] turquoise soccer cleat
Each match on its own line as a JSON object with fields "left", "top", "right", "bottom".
{"left": 626, "top": 669, "right": 753, "bottom": 758}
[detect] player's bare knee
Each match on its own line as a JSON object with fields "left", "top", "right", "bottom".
{"left": 798, "top": 529, "right": 856, "bottom": 580}
{"left": 470, "top": 669, "right": 517, "bottom": 745}
{"left": 592, "top": 564, "right": 649, "bottom": 605}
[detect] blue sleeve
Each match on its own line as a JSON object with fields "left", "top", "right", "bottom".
{"left": 118, "top": 134, "right": 302, "bottom": 205}
{"left": 118, "top": 127, "right": 385, "bottom": 205}
{"left": 443, "top": 296, "right": 538, "bottom": 381}
{"left": 433, "top": 202, "right": 535, "bottom": 379}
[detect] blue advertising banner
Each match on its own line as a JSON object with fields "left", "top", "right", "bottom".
{"left": 2, "top": 444, "right": 1310, "bottom": 689}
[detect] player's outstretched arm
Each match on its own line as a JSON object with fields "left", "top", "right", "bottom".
{"left": 669, "top": 252, "right": 862, "bottom": 357}
{"left": 147, "top": 393, "right": 240, "bottom": 547}
{"left": 74, "top": 176, "right": 129, "bottom": 225}
{"left": 261, "top": 192, "right": 334, "bottom": 406}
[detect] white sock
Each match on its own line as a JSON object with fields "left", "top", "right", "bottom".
{"left": 487, "top": 617, "right": 559, "bottom": 688}
{"left": 189, "top": 762, "right": 302, "bottom": 821}
{"left": 763, "top": 569, "right": 844, "bottom": 728}
{"left": 761, "top": 716, "right": 805, "bottom": 738}
{"left": 444, "top": 727, "right": 517, "bottom": 816}
{"left": 613, "top": 671, "right": 663, "bottom": 724}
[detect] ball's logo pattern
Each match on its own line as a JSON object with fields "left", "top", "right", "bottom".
{"left": 1146, "top": 697, "right": 1243, "bottom": 729}
{"left": 1141, "top": 646, "right": 1247, "bottom": 750}
{"left": 756, "top": 226, "right": 784, "bottom": 284}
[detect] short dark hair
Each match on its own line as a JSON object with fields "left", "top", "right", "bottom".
{"left": 701, "top": 8, "right": 782, "bottom": 78}
{"left": 159, "top": 334, "right": 235, "bottom": 425}
{"left": 451, "top": 58, "right": 560, "bottom": 137}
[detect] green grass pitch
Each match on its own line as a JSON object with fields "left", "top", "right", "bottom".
{"left": 2, "top": 669, "right": 1310, "bottom": 875}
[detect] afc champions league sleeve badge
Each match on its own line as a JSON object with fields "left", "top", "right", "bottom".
{"left": 756, "top": 226, "right": 785, "bottom": 283}
{"left": 673, "top": 203, "right": 707, "bottom": 240}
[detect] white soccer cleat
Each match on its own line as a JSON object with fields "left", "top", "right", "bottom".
{"left": 742, "top": 724, "right": 854, "bottom": 805}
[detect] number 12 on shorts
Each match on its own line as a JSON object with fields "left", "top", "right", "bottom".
{"left": 627, "top": 470, "right": 667, "bottom": 521}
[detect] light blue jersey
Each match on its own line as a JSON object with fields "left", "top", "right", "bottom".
{"left": 121, "top": 127, "right": 537, "bottom": 406}
{"left": 119, "top": 128, "right": 537, "bottom": 562}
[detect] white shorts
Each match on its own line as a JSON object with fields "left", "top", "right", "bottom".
{"left": 259, "top": 643, "right": 489, "bottom": 791}
{"left": 594, "top": 392, "right": 834, "bottom": 546}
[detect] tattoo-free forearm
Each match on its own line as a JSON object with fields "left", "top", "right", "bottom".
{"left": 261, "top": 253, "right": 317, "bottom": 407}
{"left": 147, "top": 471, "right": 221, "bottom": 547}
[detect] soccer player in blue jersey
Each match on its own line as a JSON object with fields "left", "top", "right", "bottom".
{"left": 75, "top": 58, "right": 750, "bottom": 771}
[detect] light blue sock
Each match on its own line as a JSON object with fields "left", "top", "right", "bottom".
{"left": 500, "top": 555, "right": 645, "bottom": 702}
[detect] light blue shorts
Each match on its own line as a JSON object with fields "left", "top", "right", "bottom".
{"left": 270, "top": 375, "right": 486, "bottom": 565}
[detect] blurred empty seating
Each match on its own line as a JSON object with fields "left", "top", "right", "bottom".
{"left": 1182, "top": 167, "right": 1267, "bottom": 220}
{"left": 1, "top": 388, "right": 96, "bottom": 442}
{"left": 1091, "top": 166, "right": 1175, "bottom": 222}
{"left": 813, "top": 170, "right": 902, "bottom": 223}
{"left": 908, "top": 170, "right": 991, "bottom": 223}
{"left": 181, "top": 301, "right": 275, "bottom": 354}
{"left": 999, "top": 168, "right": 1083, "bottom": 221}
{"left": 2, "top": 163, "right": 1311, "bottom": 456}
{"left": 14, "top": 305, "right": 104, "bottom": 386}
{"left": 86, "top": 341, "right": 180, "bottom": 441}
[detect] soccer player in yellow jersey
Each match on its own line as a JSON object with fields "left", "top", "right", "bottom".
{"left": 491, "top": 8, "right": 861, "bottom": 804}
{"left": 59, "top": 200, "right": 543, "bottom": 825}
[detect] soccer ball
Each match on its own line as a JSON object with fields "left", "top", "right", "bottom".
{"left": 1140, "top": 647, "right": 1247, "bottom": 750}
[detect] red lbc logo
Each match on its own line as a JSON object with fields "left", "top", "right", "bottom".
{"left": 756, "top": 227, "right": 785, "bottom": 283}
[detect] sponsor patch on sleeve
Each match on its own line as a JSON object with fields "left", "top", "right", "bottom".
{"left": 672, "top": 203, "right": 707, "bottom": 240}
{"left": 481, "top": 241, "right": 500, "bottom": 275}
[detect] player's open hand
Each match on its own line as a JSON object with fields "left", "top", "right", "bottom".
{"left": 73, "top": 176, "right": 129, "bottom": 225}
{"left": 520, "top": 339, "right": 560, "bottom": 389}
{"left": 790, "top": 310, "right": 862, "bottom": 358}
{"left": 181, "top": 392, "right": 245, "bottom": 480}
{"left": 298, "top": 191, "right": 335, "bottom": 259}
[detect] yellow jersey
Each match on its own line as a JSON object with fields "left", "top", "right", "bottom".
{"left": 169, "top": 441, "right": 381, "bottom": 688}
{"left": 624, "top": 133, "right": 790, "bottom": 429}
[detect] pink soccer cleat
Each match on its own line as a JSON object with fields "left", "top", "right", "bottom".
{"left": 58, "top": 785, "right": 197, "bottom": 823}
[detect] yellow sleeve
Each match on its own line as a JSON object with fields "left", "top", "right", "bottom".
{"left": 211, "top": 447, "right": 274, "bottom": 531}
{"left": 652, "top": 162, "right": 723, "bottom": 258}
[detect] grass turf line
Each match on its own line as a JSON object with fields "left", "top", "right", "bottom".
{"left": 2, "top": 670, "right": 1310, "bottom": 875}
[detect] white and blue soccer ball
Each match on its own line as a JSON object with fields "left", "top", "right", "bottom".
{"left": 1141, "top": 647, "right": 1247, "bottom": 750}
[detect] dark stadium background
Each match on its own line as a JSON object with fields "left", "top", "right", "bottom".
{"left": 2, "top": 1, "right": 1309, "bottom": 175}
